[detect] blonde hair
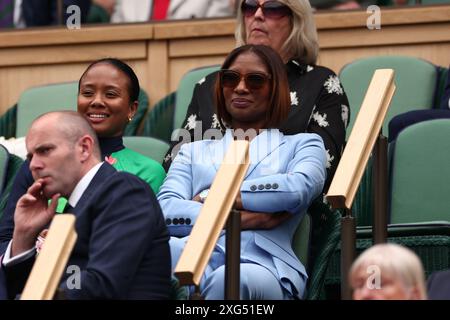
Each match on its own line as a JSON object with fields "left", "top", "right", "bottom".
{"left": 234, "top": 0, "right": 319, "bottom": 65}
{"left": 350, "top": 243, "right": 427, "bottom": 299}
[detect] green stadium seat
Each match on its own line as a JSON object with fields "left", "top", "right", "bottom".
{"left": 340, "top": 55, "right": 437, "bottom": 138}
{"left": 173, "top": 65, "right": 220, "bottom": 130}
{"left": 122, "top": 136, "right": 170, "bottom": 164}
{"left": 142, "top": 92, "right": 176, "bottom": 142}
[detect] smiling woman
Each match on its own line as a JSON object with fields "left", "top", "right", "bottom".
{"left": 0, "top": 58, "right": 166, "bottom": 257}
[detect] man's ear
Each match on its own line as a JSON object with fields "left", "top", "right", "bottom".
{"left": 78, "top": 135, "right": 94, "bottom": 162}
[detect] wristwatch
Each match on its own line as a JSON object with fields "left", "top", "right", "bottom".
{"left": 199, "top": 189, "right": 210, "bottom": 203}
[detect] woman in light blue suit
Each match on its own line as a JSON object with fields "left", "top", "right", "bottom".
{"left": 157, "top": 44, "right": 327, "bottom": 299}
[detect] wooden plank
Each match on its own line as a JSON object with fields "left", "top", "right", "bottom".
{"left": 319, "top": 22, "right": 450, "bottom": 49}
{"left": 315, "top": 5, "right": 450, "bottom": 29}
{"left": 0, "top": 23, "right": 153, "bottom": 48}
{"left": 326, "top": 69, "right": 395, "bottom": 209}
{"left": 169, "top": 36, "right": 234, "bottom": 58}
{"left": 174, "top": 140, "right": 250, "bottom": 286}
{"left": 153, "top": 18, "right": 235, "bottom": 39}
{"left": 21, "top": 215, "right": 77, "bottom": 300}
{"left": 0, "top": 42, "right": 146, "bottom": 67}
{"left": 146, "top": 41, "right": 169, "bottom": 107}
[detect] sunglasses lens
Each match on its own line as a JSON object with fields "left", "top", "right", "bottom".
{"left": 241, "top": 1, "right": 291, "bottom": 19}
{"left": 241, "top": 0, "right": 258, "bottom": 17}
{"left": 221, "top": 71, "right": 240, "bottom": 88}
{"left": 246, "top": 73, "right": 268, "bottom": 90}
{"left": 263, "top": 2, "right": 291, "bottom": 19}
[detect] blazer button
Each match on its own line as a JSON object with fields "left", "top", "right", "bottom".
{"left": 186, "top": 218, "right": 191, "bottom": 225}
{"left": 179, "top": 218, "right": 185, "bottom": 225}
{"left": 250, "top": 185, "right": 257, "bottom": 191}
{"left": 265, "top": 183, "right": 272, "bottom": 190}
{"left": 272, "top": 183, "right": 279, "bottom": 189}
{"left": 173, "top": 218, "right": 179, "bottom": 225}
{"left": 258, "top": 184, "right": 265, "bottom": 190}
{"left": 165, "top": 218, "right": 172, "bottom": 225}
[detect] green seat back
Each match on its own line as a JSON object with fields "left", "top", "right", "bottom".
{"left": 17, "top": 82, "right": 78, "bottom": 137}
{"left": 122, "top": 136, "right": 170, "bottom": 164}
{"left": 292, "top": 213, "right": 312, "bottom": 269}
{"left": 436, "top": 66, "right": 449, "bottom": 108}
{"left": 142, "top": 92, "right": 176, "bottom": 142}
{"left": 390, "top": 119, "right": 450, "bottom": 224}
{"left": 0, "top": 154, "right": 24, "bottom": 220}
{"left": 0, "top": 144, "right": 10, "bottom": 198}
{"left": 340, "top": 56, "right": 437, "bottom": 138}
{"left": 16, "top": 82, "right": 149, "bottom": 138}
{"left": 174, "top": 65, "right": 220, "bottom": 130}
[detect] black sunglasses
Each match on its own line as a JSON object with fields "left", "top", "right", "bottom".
{"left": 241, "top": 0, "right": 292, "bottom": 19}
{"left": 220, "top": 69, "right": 272, "bottom": 90}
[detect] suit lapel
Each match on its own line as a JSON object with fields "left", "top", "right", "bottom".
{"left": 72, "top": 163, "right": 115, "bottom": 214}
{"left": 208, "top": 129, "right": 286, "bottom": 177}
{"left": 245, "top": 129, "right": 285, "bottom": 178}
{"left": 209, "top": 130, "right": 234, "bottom": 172}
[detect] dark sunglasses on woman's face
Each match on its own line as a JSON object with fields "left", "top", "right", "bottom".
{"left": 220, "top": 69, "right": 272, "bottom": 90}
{"left": 241, "top": 0, "right": 292, "bottom": 19}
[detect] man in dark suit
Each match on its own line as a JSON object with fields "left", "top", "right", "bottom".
{"left": 427, "top": 270, "right": 450, "bottom": 300}
{"left": 0, "top": 111, "right": 171, "bottom": 299}
{"left": 21, "top": 0, "right": 91, "bottom": 26}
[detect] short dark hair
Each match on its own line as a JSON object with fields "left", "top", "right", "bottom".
{"left": 215, "top": 45, "right": 290, "bottom": 129}
{"left": 31, "top": 111, "right": 101, "bottom": 160}
{"left": 78, "top": 58, "right": 140, "bottom": 103}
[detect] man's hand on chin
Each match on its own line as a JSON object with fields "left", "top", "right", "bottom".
{"left": 11, "top": 179, "right": 60, "bottom": 257}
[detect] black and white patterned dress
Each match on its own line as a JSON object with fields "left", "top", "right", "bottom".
{"left": 163, "top": 59, "right": 350, "bottom": 192}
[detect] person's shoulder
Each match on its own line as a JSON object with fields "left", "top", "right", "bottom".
{"left": 287, "top": 60, "right": 338, "bottom": 79}
{"left": 121, "top": 147, "right": 164, "bottom": 170}
{"left": 286, "top": 132, "right": 325, "bottom": 146}
{"left": 307, "top": 64, "right": 338, "bottom": 77}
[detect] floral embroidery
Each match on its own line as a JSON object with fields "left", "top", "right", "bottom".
{"left": 313, "top": 111, "right": 329, "bottom": 127}
{"left": 341, "top": 104, "right": 349, "bottom": 128}
{"left": 326, "top": 149, "right": 334, "bottom": 169}
{"left": 211, "top": 114, "right": 221, "bottom": 129}
{"left": 290, "top": 91, "right": 299, "bottom": 106}
{"left": 163, "top": 153, "right": 172, "bottom": 163}
{"left": 324, "top": 75, "right": 344, "bottom": 95}
{"left": 184, "top": 114, "right": 197, "bottom": 130}
{"left": 105, "top": 155, "right": 117, "bottom": 165}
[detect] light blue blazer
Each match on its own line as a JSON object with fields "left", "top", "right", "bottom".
{"left": 157, "top": 129, "right": 327, "bottom": 298}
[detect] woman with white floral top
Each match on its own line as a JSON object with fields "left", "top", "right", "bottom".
{"left": 164, "top": 0, "right": 349, "bottom": 195}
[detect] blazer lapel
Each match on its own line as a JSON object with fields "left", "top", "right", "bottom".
{"left": 73, "top": 163, "right": 115, "bottom": 213}
{"left": 209, "top": 130, "right": 234, "bottom": 172}
{"left": 208, "top": 129, "right": 286, "bottom": 177}
{"left": 245, "top": 129, "right": 285, "bottom": 178}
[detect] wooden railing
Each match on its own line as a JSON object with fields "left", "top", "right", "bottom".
{"left": 21, "top": 215, "right": 77, "bottom": 300}
{"left": 326, "top": 69, "right": 396, "bottom": 299}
